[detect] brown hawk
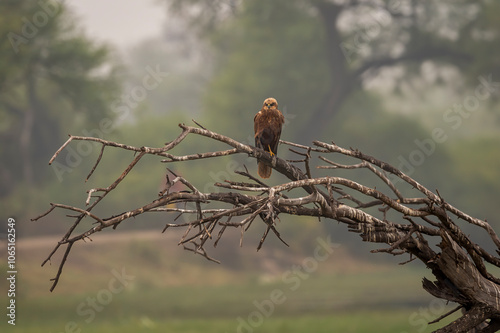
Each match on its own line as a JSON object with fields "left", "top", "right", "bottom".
{"left": 254, "top": 97, "right": 284, "bottom": 178}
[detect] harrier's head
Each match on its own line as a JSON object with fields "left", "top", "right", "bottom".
{"left": 262, "top": 97, "right": 278, "bottom": 111}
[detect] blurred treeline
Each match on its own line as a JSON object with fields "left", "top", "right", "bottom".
{"left": 1, "top": 0, "right": 499, "bottom": 252}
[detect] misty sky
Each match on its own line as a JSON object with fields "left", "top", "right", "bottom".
{"left": 67, "top": 0, "right": 165, "bottom": 50}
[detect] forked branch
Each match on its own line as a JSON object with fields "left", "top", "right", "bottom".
{"left": 34, "top": 122, "right": 500, "bottom": 332}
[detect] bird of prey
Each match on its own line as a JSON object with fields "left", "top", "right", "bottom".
{"left": 254, "top": 97, "right": 284, "bottom": 178}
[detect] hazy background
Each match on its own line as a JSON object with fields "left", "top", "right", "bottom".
{"left": 1, "top": 0, "right": 499, "bottom": 332}
{"left": 67, "top": 0, "right": 165, "bottom": 50}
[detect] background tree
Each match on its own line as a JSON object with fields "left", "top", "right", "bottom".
{"left": 163, "top": 0, "right": 500, "bottom": 252}
{"left": 166, "top": 0, "right": 500, "bottom": 141}
{"left": 0, "top": 0, "right": 122, "bottom": 197}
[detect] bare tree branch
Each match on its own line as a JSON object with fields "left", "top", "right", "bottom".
{"left": 34, "top": 123, "right": 500, "bottom": 331}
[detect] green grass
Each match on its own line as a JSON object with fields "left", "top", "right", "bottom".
{"left": 0, "top": 310, "right": 455, "bottom": 333}
{"left": 0, "top": 231, "right": 461, "bottom": 333}
{"left": 12, "top": 270, "right": 431, "bottom": 320}
{"left": 0, "top": 272, "right": 459, "bottom": 333}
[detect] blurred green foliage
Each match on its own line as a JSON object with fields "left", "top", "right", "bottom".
{"left": 202, "top": 0, "right": 331, "bottom": 138}
{"left": 0, "top": 0, "right": 498, "bottom": 251}
{"left": 0, "top": 0, "right": 122, "bottom": 227}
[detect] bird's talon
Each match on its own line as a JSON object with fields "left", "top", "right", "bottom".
{"left": 268, "top": 145, "right": 275, "bottom": 156}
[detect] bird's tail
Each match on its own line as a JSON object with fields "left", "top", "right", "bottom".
{"left": 258, "top": 161, "right": 272, "bottom": 178}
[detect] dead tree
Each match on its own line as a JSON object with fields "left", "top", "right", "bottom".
{"left": 33, "top": 122, "right": 500, "bottom": 332}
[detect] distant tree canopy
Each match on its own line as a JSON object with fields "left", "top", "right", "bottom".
{"left": 0, "top": 0, "right": 122, "bottom": 196}
{"left": 160, "top": 0, "right": 500, "bottom": 247}
{"left": 3, "top": 0, "right": 499, "bottom": 239}
{"left": 166, "top": 0, "right": 500, "bottom": 142}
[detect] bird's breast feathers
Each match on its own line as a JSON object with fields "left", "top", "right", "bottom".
{"left": 256, "top": 110, "right": 283, "bottom": 122}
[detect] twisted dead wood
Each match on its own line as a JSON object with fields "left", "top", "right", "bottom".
{"left": 34, "top": 122, "right": 500, "bottom": 332}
